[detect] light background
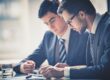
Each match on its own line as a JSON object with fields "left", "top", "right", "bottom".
{"left": 0, "top": 0, "right": 107, "bottom": 64}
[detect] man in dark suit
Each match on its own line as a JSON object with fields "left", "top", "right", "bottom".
{"left": 43, "top": 0, "right": 110, "bottom": 79}
{"left": 13, "top": 0, "right": 88, "bottom": 74}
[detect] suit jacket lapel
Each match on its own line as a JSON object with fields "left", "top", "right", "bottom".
{"left": 93, "top": 13, "right": 108, "bottom": 65}
{"left": 67, "top": 29, "right": 80, "bottom": 64}
{"left": 48, "top": 35, "right": 57, "bottom": 65}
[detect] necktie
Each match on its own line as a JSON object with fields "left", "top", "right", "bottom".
{"left": 89, "top": 33, "right": 96, "bottom": 64}
{"left": 89, "top": 33, "right": 94, "bottom": 55}
{"left": 59, "top": 38, "right": 67, "bottom": 63}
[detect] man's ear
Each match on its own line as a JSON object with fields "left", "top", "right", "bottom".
{"left": 78, "top": 11, "right": 86, "bottom": 19}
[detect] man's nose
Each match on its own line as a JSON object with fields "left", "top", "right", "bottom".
{"left": 49, "top": 23, "right": 55, "bottom": 29}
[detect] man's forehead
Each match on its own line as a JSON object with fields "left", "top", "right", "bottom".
{"left": 61, "top": 11, "right": 72, "bottom": 20}
{"left": 42, "top": 12, "right": 56, "bottom": 19}
{"left": 41, "top": 12, "right": 57, "bottom": 24}
{"left": 46, "top": 11, "right": 57, "bottom": 16}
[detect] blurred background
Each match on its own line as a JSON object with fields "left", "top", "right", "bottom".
{"left": 0, "top": 0, "right": 107, "bottom": 63}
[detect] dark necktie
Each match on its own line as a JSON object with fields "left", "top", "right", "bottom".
{"left": 59, "top": 38, "right": 67, "bottom": 63}
{"left": 89, "top": 33, "right": 94, "bottom": 55}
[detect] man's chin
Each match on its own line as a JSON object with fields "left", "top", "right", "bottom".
{"left": 54, "top": 32, "right": 60, "bottom": 36}
{"left": 71, "top": 28, "right": 80, "bottom": 33}
{"left": 80, "top": 26, "right": 87, "bottom": 33}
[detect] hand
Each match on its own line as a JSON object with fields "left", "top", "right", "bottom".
{"left": 39, "top": 66, "right": 64, "bottom": 78}
{"left": 39, "top": 65, "right": 51, "bottom": 75}
{"left": 20, "top": 60, "right": 35, "bottom": 74}
{"left": 55, "top": 63, "right": 68, "bottom": 68}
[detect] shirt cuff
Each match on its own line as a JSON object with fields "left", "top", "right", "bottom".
{"left": 64, "top": 67, "right": 70, "bottom": 78}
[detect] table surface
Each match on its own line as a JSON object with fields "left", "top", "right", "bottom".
{"left": 1, "top": 73, "right": 100, "bottom": 80}
{"left": 8, "top": 74, "right": 47, "bottom": 80}
{"left": 1, "top": 75, "right": 100, "bottom": 80}
{"left": 2, "top": 75, "right": 46, "bottom": 80}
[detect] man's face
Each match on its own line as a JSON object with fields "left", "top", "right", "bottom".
{"left": 61, "top": 10, "right": 87, "bottom": 32}
{"left": 41, "top": 12, "right": 67, "bottom": 36}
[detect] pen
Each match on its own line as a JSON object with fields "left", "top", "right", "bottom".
{"left": 26, "top": 74, "right": 32, "bottom": 79}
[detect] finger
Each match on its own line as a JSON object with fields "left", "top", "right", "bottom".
{"left": 26, "top": 61, "right": 35, "bottom": 66}
{"left": 26, "top": 60, "right": 35, "bottom": 68}
{"left": 24, "top": 67, "right": 34, "bottom": 72}
{"left": 24, "top": 69, "right": 33, "bottom": 74}
{"left": 27, "top": 61, "right": 35, "bottom": 66}
{"left": 40, "top": 65, "right": 50, "bottom": 70}
{"left": 55, "top": 63, "right": 61, "bottom": 67}
{"left": 42, "top": 68, "right": 53, "bottom": 78}
{"left": 39, "top": 67, "right": 48, "bottom": 74}
{"left": 23, "top": 65, "right": 35, "bottom": 73}
{"left": 24, "top": 64, "right": 35, "bottom": 69}
{"left": 39, "top": 65, "right": 50, "bottom": 74}
{"left": 55, "top": 63, "right": 65, "bottom": 68}
{"left": 22, "top": 67, "right": 34, "bottom": 74}
{"left": 43, "top": 67, "right": 54, "bottom": 75}
{"left": 55, "top": 63, "right": 68, "bottom": 68}
{"left": 63, "top": 63, "right": 68, "bottom": 66}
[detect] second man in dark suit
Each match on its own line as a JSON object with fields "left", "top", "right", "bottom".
{"left": 44, "top": 0, "right": 110, "bottom": 79}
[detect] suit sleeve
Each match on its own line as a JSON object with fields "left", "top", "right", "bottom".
{"left": 13, "top": 32, "right": 49, "bottom": 74}
{"left": 70, "top": 25, "right": 110, "bottom": 79}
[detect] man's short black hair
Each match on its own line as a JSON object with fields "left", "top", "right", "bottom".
{"left": 58, "top": 0, "right": 96, "bottom": 15}
{"left": 38, "top": 0, "right": 59, "bottom": 18}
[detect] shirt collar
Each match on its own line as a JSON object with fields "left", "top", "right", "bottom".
{"left": 91, "top": 13, "right": 102, "bottom": 34}
{"left": 58, "top": 27, "right": 71, "bottom": 41}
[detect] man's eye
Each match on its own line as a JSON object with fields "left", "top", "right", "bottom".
{"left": 50, "top": 18, "right": 55, "bottom": 23}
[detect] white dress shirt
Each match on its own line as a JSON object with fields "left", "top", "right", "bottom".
{"left": 91, "top": 13, "right": 102, "bottom": 34}
{"left": 57, "top": 27, "right": 71, "bottom": 53}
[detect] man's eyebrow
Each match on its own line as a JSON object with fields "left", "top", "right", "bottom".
{"left": 44, "top": 16, "right": 55, "bottom": 25}
{"left": 49, "top": 17, "right": 55, "bottom": 22}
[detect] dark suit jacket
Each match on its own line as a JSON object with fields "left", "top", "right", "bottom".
{"left": 14, "top": 29, "right": 88, "bottom": 73}
{"left": 70, "top": 12, "right": 110, "bottom": 79}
